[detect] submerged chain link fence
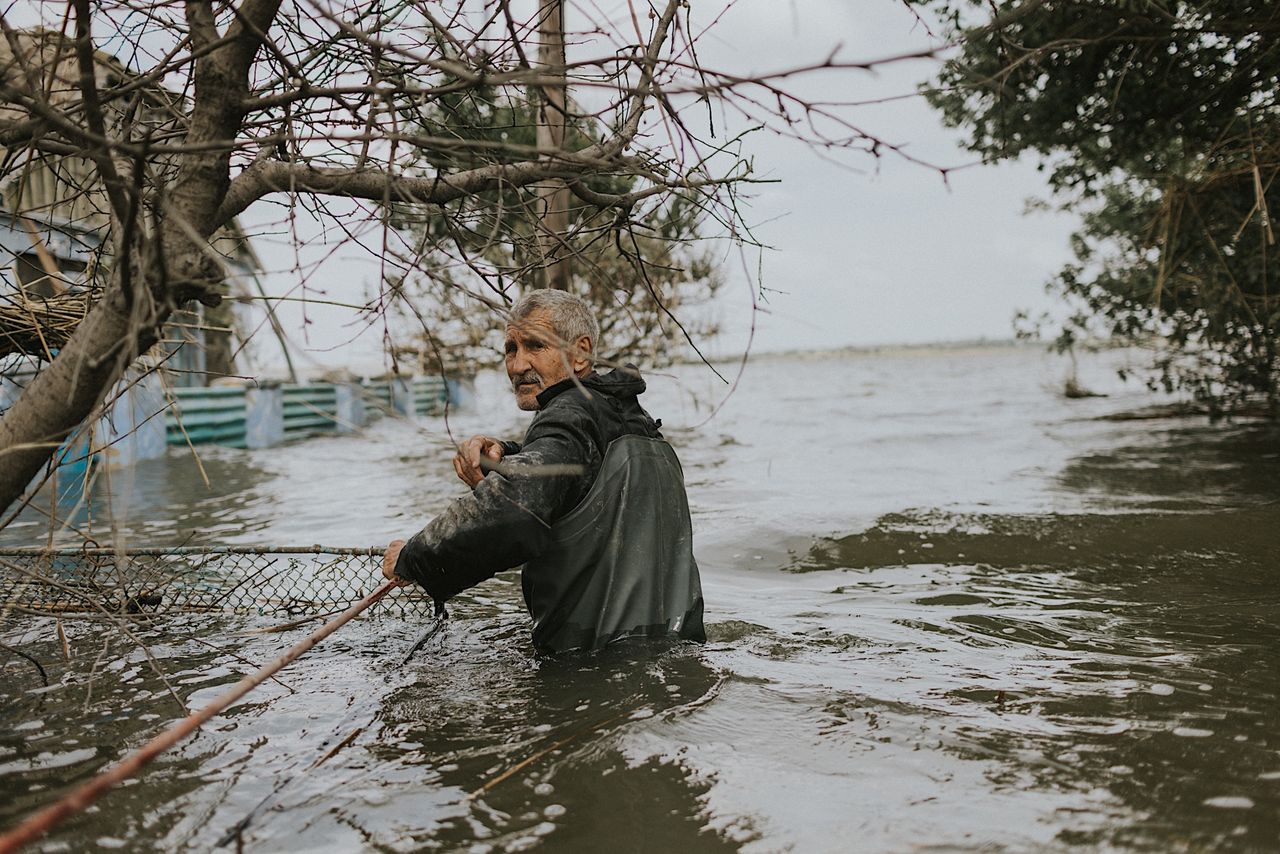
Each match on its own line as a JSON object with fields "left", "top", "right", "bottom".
{"left": 0, "top": 546, "right": 434, "bottom": 617}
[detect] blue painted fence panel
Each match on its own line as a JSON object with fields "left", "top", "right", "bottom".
{"left": 165, "top": 386, "right": 248, "bottom": 448}
{"left": 159, "top": 375, "right": 465, "bottom": 449}
{"left": 281, "top": 384, "right": 340, "bottom": 439}
{"left": 412, "top": 376, "right": 447, "bottom": 416}
{"left": 362, "top": 380, "right": 394, "bottom": 416}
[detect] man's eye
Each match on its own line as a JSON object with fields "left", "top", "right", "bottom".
{"left": 528, "top": 340, "right": 545, "bottom": 351}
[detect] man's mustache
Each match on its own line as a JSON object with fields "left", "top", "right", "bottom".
{"left": 511, "top": 370, "right": 542, "bottom": 391}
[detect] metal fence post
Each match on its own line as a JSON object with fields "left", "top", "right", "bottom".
{"left": 391, "top": 377, "right": 414, "bottom": 418}
{"left": 94, "top": 368, "right": 167, "bottom": 469}
{"left": 445, "top": 376, "right": 473, "bottom": 410}
{"left": 335, "top": 382, "right": 366, "bottom": 432}
{"left": 245, "top": 384, "right": 284, "bottom": 449}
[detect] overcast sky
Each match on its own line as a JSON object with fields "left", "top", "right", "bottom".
{"left": 680, "top": 0, "right": 1079, "bottom": 353}
{"left": 231, "top": 0, "right": 1082, "bottom": 373}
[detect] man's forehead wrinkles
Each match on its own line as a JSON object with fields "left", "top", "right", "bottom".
{"left": 506, "top": 326, "right": 553, "bottom": 346}
{"left": 509, "top": 310, "right": 557, "bottom": 332}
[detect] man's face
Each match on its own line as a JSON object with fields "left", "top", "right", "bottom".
{"left": 504, "top": 309, "right": 592, "bottom": 411}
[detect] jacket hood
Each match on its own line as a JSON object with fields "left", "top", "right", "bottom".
{"left": 536, "top": 364, "right": 646, "bottom": 408}
{"left": 583, "top": 365, "right": 646, "bottom": 398}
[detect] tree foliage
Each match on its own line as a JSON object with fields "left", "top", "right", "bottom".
{"left": 921, "top": 0, "right": 1280, "bottom": 415}
{"left": 388, "top": 85, "right": 721, "bottom": 371}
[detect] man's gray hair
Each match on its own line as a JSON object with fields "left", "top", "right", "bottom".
{"left": 508, "top": 290, "right": 599, "bottom": 361}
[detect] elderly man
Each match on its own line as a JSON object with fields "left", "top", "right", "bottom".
{"left": 382, "top": 290, "right": 705, "bottom": 653}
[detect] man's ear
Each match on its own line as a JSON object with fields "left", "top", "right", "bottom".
{"left": 573, "top": 336, "right": 593, "bottom": 374}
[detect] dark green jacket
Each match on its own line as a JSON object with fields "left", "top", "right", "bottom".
{"left": 395, "top": 366, "right": 705, "bottom": 651}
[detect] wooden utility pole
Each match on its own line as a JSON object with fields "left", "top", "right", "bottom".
{"left": 536, "top": 0, "right": 571, "bottom": 290}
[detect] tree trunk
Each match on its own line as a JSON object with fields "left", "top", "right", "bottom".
{"left": 0, "top": 0, "right": 284, "bottom": 514}
{"left": 536, "top": 0, "right": 571, "bottom": 291}
{"left": 0, "top": 280, "right": 160, "bottom": 511}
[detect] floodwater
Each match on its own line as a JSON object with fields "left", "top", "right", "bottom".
{"left": 2, "top": 344, "right": 1279, "bottom": 852}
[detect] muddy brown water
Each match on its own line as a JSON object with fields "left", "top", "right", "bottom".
{"left": 2, "top": 345, "right": 1279, "bottom": 852}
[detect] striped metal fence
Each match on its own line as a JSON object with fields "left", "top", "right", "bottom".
{"left": 162, "top": 376, "right": 460, "bottom": 449}
{"left": 165, "top": 386, "right": 249, "bottom": 448}
{"left": 413, "top": 375, "right": 448, "bottom": 416}
{"left": 281, "top": 383, "right": 340, "bottom": 439}
{"left": 361, "top": 379, "right": 396, "bottom": 418}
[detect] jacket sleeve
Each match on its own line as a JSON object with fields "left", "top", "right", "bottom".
{"left": 394, "top": 402, "right": 601, "bottom": 602}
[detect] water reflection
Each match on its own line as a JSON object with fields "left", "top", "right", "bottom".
{"left": 0, "top": 616, "right": 249, "bottom": 846}
{"left": 378, "top": 637, "right": 727, "bottom": 853}
{"left": 1056, "top": 420, "right": 1280, "bottom": 509}
{"left": 786, "top": 506, "right": 1280, "bottom": 850}
{"left": 1, "top": 448, "right": 273, "bottom": 549}
{"left": 4, "top": 348, "right": 1280, "bottom": 851}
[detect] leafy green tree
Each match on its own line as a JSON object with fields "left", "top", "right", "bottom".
{"left": 920, "top": 0, "right": 1280, "bottom": 415}
{"left": 388, "top": 85, "right": 722, "bottom": 370}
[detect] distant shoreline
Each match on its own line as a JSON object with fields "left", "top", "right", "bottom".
{"left": 688, "top": 337, "right": 1066, "bottom": 366}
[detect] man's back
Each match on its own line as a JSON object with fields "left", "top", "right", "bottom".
{"left": 524, "top": 433, "right": 705, "bottom": 652}
{"left": 394, "top": 366, "right": 705, "bottom": 651}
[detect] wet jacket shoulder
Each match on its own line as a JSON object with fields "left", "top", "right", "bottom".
{"left": 395, "top": 366, "right": 662, "bottom": 602}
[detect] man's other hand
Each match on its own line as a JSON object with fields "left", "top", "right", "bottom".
{"left": 382, "top": 539, "right": 411, "bottom": 587}
{"left": 454, "top": 435, "right": 505, "bottom": 488}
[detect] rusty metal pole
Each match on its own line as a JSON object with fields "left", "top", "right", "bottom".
{"left": 536, "top": 0, "right": 571, "bottom": 290}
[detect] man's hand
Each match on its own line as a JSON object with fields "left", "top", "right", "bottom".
{"left": 454, "top": 435, "right": 505, "bottom": 488}
{"left": 382, "top": 539, "right": 411, "bottom": 587}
